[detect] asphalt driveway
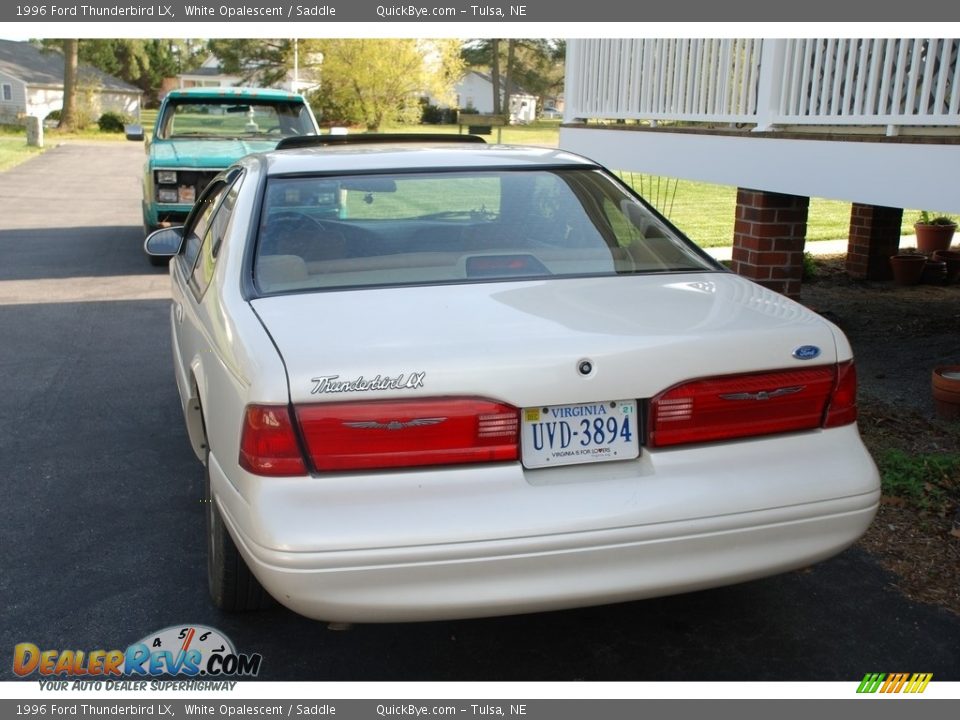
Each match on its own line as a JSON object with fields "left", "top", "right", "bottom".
{"left": 0, "top": 142, "right": 957, "bottom": 683}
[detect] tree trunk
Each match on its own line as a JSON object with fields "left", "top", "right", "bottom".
{"left": 504, "top": 40, "right": 516, "bottom": 121}
{"left": 59, "top": 39, "right": 80, "bottom": 131}
{"left": 490, "top": 39, "right": 501, "bottom": 115}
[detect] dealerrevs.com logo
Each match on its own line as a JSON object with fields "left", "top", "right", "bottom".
{"left": 13, "top": 625, "right": 261, "bottom": 687}
{"left": 857, "top": 673, "right": 933, "bottom": 694}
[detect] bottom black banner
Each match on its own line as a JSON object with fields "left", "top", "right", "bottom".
{"left": 1, "top": 699, "right": 957, "bottom": 720}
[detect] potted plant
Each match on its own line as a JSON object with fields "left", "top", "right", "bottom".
{"left": 914, "top": 211, "right": 957, "bottom": 254}
{"left": 889, "top": 251, "right": 927, "bottom": 286}
{"left": 933, "top": 249, "right": 960, "bottom": 283}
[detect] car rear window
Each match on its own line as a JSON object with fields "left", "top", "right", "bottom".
{"left": 253, "top": 168, "right": 715, "bottom": 294}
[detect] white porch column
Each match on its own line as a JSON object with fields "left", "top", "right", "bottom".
{"left": 753, "top": 39, "right": 787, "bottom": 132}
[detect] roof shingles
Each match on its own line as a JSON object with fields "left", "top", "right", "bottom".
{"left": 0, "top": 39, "right": 140, "bottom": 93}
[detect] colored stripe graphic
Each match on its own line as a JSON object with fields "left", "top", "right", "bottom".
{"left": 904, "top": 673, "right": 933, "bottom": 693}
{"left": 857, "top": 672, "right": 932, "bottom": 694}
{"left": 880, "top": 673, "right": 909, "bottom": 693}
{"left": 857, "top": 673, "right": 885, "bottom": 693}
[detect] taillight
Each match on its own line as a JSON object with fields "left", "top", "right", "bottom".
{"left": 648, "top": 362, "right": 857, "bottom": 448}
{"left": 823, "top": 361, "right": 858, "bottom": 427}
{"left": 296, "top": 398, "right": 519, "bottom": 471}
{"left": 239, "top": 404, "right": 307, "bottom": 476}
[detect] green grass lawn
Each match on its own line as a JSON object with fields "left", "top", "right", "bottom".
{"left": 375, "top": 121, "right": 919, "bottom": 247}
{"left": 0, "top": 135, "right": 44, "bottom": 172}
{"left": 615, "top": 173, "right": 920, "bottom": 247}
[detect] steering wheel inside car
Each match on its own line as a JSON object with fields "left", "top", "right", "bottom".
{"left": 259, "top": 212, "right": 348, "bottom": 262}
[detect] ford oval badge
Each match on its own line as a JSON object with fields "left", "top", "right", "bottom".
{"left": 793, "top": 345, "right": 821, "bottom": 361}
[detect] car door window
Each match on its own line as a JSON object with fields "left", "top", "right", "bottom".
{"left": 191, "top": 179, "right": 241, "bottom": 297}
{"left": 176, "top": 171, "right": 242, "bottom": 297}
{"left": 180, "top": 182, "right": 227, "bottom": 274}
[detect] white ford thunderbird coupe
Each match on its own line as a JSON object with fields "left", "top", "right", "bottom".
{"left": 146, "top": 135, "right": 880, "bottom": 622}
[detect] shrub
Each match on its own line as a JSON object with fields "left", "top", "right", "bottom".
{"left": 97, "top": 111, "right": 127, "bottom": 133}
{"left": 420, "top": 102, "right": 443, "bottom": 124}
{"left": 877, "top": 449, "right": 960, "bottom": 512}
{"left": 802, "top": 252, "right": 818, "bottom": 281}
{"left": 419, "top": 102, "right": 458, "bottom": 125}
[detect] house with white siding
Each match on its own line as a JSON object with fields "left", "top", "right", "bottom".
{"left": 456, "top": 70, "right": 538, "bottom": 123}
{"left": 175, "top": 54, "right": 321, "bottom": 96}
{"left": 0, "top": 39, "right": 141, "bottom": 124}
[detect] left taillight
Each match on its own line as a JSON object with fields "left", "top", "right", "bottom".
{"left": 296, "top": 398, "right": 520, "bottom": 472}
{"left": 239, "top": 404, "right": 307, "bottom": 476}
{"left": 648, "top": 362, "right": 858, "bottom": 448}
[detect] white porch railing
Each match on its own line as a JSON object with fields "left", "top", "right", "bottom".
{"left": 565, "top": 38, "right": 960, "bottom": 132}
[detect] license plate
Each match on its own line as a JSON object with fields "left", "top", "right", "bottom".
{"left": 521, "top": 400, "right": 639, "bottom": 469}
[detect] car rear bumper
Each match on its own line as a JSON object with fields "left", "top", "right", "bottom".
{"left": 229, "top": 494, "right": 877, "bottom": 623}
{"left": 209, "top": 425, "right": 880, "bottom": 623}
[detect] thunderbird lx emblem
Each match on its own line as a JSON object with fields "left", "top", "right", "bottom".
{"left": 310, "top": 372, "right": 426, "bottom": 395}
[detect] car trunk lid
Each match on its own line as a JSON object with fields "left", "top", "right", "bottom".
{"left": 250, "top": 273, "right": 842, "bottom": 409}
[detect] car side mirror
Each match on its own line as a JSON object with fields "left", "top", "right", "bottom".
{"left": 125, "top": 124, "right": 145, "bottom": 142}
{"left": 144, "top": 227, "right": 184, "bottom": 257}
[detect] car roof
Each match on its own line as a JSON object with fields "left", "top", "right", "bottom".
{"left": 164, "top": 87, "right": 304, "bottom": 102}
{"left": 260, "top": 142, "right": 601, "bottom": 176}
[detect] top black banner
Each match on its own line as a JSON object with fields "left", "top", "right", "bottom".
{"left": 2, "top": 0, "right": 955, "bottom": 23}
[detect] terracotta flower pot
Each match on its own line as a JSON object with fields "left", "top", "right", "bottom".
{"left": 932, "top": 250, "right": 960, "bottom": 284}
{"left": 914, "top": 222, "right": 956, "bottom": 254}
{"left": 921, "top": 260, "right": 947, "bottom": 284}
{"left": 889, "top": 254, "right": 926, "bottom": 286}
{"left": 932, "top": 366, "right": 960, "bottom": 420}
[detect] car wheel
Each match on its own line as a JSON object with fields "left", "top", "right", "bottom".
{"left": 205, "top": 454, "right": 271, "bottom": 611}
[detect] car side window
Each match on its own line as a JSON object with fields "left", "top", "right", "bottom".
{"left": 189, "top": 177, "right": 242, "bottom": 298}
{"left": 180, "top": 182, "right": 226, "bottom": 272}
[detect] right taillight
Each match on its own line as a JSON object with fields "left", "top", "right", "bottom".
{"left": 648, "top": 361, "right": 857, "bottom": 448}
{"left": 823, "top": 360, "right": 858, "bottom": 427}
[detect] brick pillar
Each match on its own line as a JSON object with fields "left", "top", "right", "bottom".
{"left": 731, "top": 189, "right": 809, "bottom": 299}
{"left": 845, "top": 203, "right": 903, "bottom": 280}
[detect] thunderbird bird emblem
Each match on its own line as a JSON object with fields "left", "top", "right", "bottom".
{"left": 720, "top": 386, "right": 805, "bottom": 401}
{"left": 343, "top": 418, "right": 447, "bottom": 431}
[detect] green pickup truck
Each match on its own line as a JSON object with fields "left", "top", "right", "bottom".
{"left": 127, "top": 87, "right": 319, "bottom": 261}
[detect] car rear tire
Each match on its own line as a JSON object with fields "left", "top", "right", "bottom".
{"left": 205, "top": 454, "right": 272, "bottom": 611}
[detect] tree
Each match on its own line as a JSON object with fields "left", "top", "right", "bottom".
{"left": 59, "top": 39, "right": 79, "bottom": 130}
{"left": 461, "top": 39, "right": 566, "bottom": 111}
{"left": 491, "top": 39, "right": 501, "bottom": 114}
{"left": 137, "top": 40, "right": 206, "bottom": 104}
{"left": 42, "top": 39, "right": 206, "bottom": 108}
{"left": 309, "top": 39, "right": 463, "bottom": 130}
{"left": 207, "top": 38, "right": 303, "bottom": 87}
{"left": 80, "top": 40, "right": 204, "bottom": 104}
{"left": 76, "top": 39, "right": 150, "bottom": 88}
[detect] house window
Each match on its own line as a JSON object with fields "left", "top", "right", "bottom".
{"left": 1, "top": 84, "right": 12, "bottom": 102}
